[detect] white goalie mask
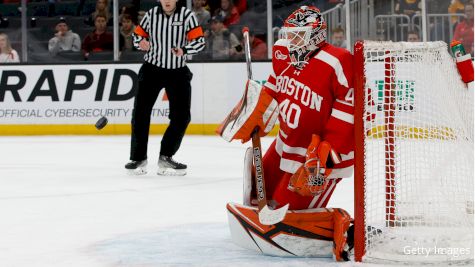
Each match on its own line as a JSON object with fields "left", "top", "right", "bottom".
{"left": 281, "top": 6, "right": 327, "bottom": 69}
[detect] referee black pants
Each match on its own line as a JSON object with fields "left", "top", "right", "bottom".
{"left": 130, "top": 62, "right": 192, "bottom": 161}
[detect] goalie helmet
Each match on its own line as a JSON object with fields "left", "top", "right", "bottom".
{"left": 281, "top": 6, "right": 327, "bottom": 69}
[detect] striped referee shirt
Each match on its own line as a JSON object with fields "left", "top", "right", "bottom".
{"left": 133, "top": 6, "right": 205, "bottom": 69}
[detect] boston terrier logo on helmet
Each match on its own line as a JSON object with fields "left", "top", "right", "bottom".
{"left": 275, "top": 49, "right": 288, "bottom": 60}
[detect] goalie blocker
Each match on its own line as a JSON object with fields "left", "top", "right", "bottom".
{"left": 216, "top": 79, "right": 279, "bottom": 143}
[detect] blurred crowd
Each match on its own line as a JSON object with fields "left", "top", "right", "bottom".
{"left": 0, "top": 0, "right": 473, "bottom": 63}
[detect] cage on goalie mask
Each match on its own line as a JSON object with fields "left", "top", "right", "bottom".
{"left": 281, "top": 6, "right": 327, "bottom": 69}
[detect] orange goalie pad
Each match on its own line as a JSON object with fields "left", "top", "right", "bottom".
{"left": 216, "top": 80, "right": 278, "bottom": 143}
{"left": 227, "top": 202, "right": 352, "bottom": 260}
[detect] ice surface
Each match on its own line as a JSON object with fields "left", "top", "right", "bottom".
{"left": 0, "top": 135, "right": 449, "bottom": 267}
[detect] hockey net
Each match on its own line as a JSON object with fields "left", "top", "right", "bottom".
{"left": 354, "top": 41, "right": 474, "bottom": 263}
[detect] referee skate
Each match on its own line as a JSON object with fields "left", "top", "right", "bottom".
{"left": 157, "top": 155, "right": 187, "bottom": 176}
{"left": 124, "top": 159, "right": 148, "bottom": 175}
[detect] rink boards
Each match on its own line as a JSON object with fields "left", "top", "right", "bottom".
{"left": 0, "top": 62, "right": 274, "bottom": 135}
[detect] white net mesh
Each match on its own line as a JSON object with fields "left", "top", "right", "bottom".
{"left": 360, "top": 41, "right": 474, "bottom": 263}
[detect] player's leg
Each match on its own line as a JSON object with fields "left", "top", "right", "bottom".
{"left": 262, "top": 139, "right": 285, "bottom": 201}
{"left": 158, "top": 67, "right": 193, "bottom": 175}
{"left": 127, "top": 63, "right": 163, "bottom": 174}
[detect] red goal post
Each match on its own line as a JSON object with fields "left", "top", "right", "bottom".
{"left": 353, "top": 40, "right": 473, "bottom": 263}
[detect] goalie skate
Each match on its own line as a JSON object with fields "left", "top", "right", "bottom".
{"left": 157, "top": 155, "right": 187, "bottom": 176}
{"left": 125, "top": 160, "right": 148, "bottom": 175}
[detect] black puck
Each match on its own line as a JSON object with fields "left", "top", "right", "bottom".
{"left": 95, "top": 116, "right": 108, "bottom": 130}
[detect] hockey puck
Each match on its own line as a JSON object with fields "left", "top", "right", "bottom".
{"left": 95, "top": 116, "right": 108, "bottom": 130}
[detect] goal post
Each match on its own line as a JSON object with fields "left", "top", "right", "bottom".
{"left": 353, "top": 40, "right": 474, "bottom": 263}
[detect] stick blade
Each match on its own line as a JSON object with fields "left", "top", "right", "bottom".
{"left": 258, "top": 204, "right": 289, "bottom": 225}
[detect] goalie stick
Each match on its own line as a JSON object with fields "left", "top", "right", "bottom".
{"left": 242, "top": 27, "right": 289, "bottom": 225}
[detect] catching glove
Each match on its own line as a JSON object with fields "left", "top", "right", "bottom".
{"left": 288, "top": 134, "right": 340, "bottom": 196}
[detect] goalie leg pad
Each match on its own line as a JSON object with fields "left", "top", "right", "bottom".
{"left": 332, "top": 208, "right": 352, "bottom": 261}
{"left": 226, "top": 202, "right": 353, "bottom": 259}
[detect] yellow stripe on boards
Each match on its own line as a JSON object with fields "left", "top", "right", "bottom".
{"left": 0, "top": 124, "right": 280, "bottom": 136}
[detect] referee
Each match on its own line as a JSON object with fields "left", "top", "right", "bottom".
{"left": 125, "top": 0, "right": 205, "bottom": 176}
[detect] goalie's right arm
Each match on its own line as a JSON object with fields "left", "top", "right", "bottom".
{"left": 216, "top": 79, "right": 278, "bottom": 143}
{"left": 217, "top": 40, "right": 291, "bottom": 143}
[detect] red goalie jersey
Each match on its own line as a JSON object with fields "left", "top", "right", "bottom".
{"left": 261, "top": 39, "right": 354, "bottom": 210}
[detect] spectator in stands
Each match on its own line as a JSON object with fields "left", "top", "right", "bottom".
{"left": 406, "top": 30, "right": 421, "bottom": 42}
{"left": 207, "top": 0, "right": 220, "bottom": 14}
{"left": 248, "top": 32, "right": 267, "bottom": 60}
{"left": 454, "top": 3, "right": 474, "bottom": 55}
{"left": 82, "top": 14, "right": 113, "bottom": 60}
{"left": 208, "top": 0, "right": 245, "bottom": 15}
{"left": 85, "top": 0, "right": 112, "bottom": 26}
{"left": 0, "top": 32, "right": 19, "bottom": 63}
{"left": 407, "top": 29, "right": 421, "bottom": 42}
{"left": 193, "top": 0, "right": 211, "bottom": 31}
{"left": 234, "top": 0, "right": 247, "bottom": 14}
{"left": 395, "top": 0, "right": 421, "bottom": 17}
{"left": 234, "top": 30, "right": 268, "bottom": 60}
{"left": 448, "top": 0, "right": 466, "bottom": 24}
{"left": 120, "top": 4, "right": 139, "bottom": 26}
{"left": 120, "top": 14, "right": 135, "bottom": 52}
{"left": 331, "top": 27, "right": 346, "bottom": 48}
{"left": 214, "top": 0, "right": 240, "bottom": 27}
{"left": 48, "top": 17, "right": 81, "bottom": 55}
{"left": 207, "top": 14, "right": 240, "bottom": 59}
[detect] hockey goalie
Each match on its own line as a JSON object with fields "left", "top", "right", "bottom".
{"left": 217, "top": 6, "right": 354, "bottom": 261}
